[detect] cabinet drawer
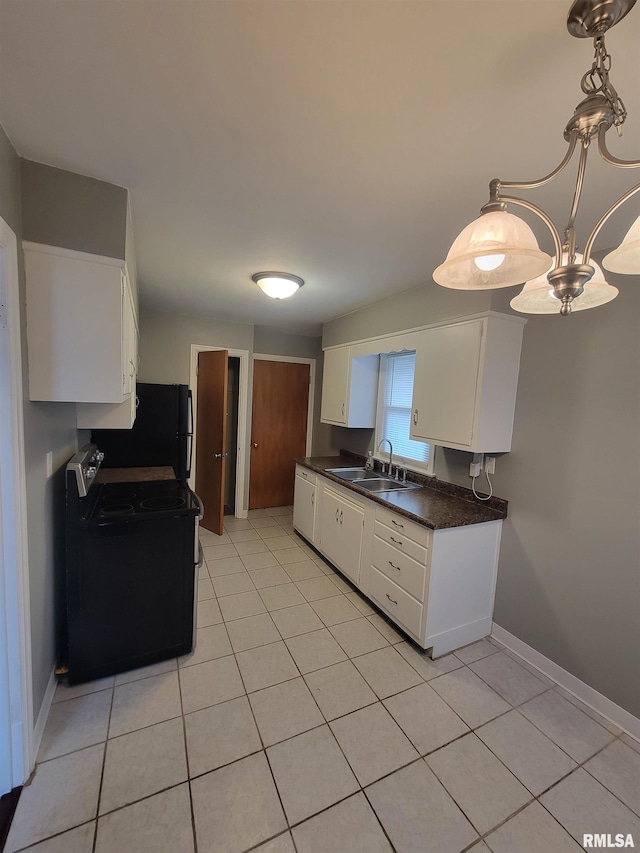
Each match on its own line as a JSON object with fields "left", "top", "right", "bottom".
{"left": 295, "top": 465, "right": 317, "bottom": 486}
{"left": 372, "top": 536, "right": 426, "bottom": 602}
{"left": 375, "top": 507, "right": 430, "bottom": 548}
{"left": 369, "top": 568, "right": 423, "bottom": 637}
{"left": 374, "top": 520, "right": 428, "bottom": 564}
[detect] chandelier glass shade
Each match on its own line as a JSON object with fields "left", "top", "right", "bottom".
{"left": 603, "top": 212, "right": 640, "bottom": 273}
{"left": 433, "top": 211, "right": 552, "bottom": 290}
{"left": 252, "top": 272, "right": 304, "bottom": 299}
{"left": 434, "top": 0, "right": 640, "bottom": 316}
{"left": 510, "top": 253, "right": 618, "bottom": 313}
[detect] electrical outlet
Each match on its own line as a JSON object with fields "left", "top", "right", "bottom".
{"left": 46, "top": 451, "right": 53, "bottom": 479}
{"left": 469, "top": 452, "right": 483, "bottom": 478}
{"left": 485, "top": 456, "right": 496, "bottom": 475}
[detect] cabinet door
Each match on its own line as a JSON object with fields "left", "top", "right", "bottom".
{"left": 319, "top": 487, "right": 364, "bottom": 584}
{"left": 410, "top": 320, "right": 483, "bottom": 447}
{"left": 25, "top": 246, "right": 127, "bottom": 403}
{"left": 293, "top": 474, "right": 317, "bottom": 544}
{"left": 320, "top": 347, "right": 349, "bottom": 424}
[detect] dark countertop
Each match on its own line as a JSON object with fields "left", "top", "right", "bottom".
{"left": 95, "top": 466, "right": 176, "bottom": 483}
{"left": 296, "top": 454, "right": 507, "bottom": 531}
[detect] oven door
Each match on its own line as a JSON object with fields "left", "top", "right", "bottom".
{"left": 66, "top": 515, "right": 196, "bottom": 684}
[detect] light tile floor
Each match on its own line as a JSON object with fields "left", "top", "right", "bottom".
{"left": 8, "top": 507, "right": 640, "bottom": 853}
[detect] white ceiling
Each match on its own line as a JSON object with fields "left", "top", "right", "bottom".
{"left": 1, "top": 0, "right": 638, "bottom": 335}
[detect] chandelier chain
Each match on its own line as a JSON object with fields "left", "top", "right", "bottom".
{"left": 581, "top": 35, "right": 627, "bottom": 131}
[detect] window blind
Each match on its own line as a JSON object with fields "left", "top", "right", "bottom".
{"left": 380, "top": 352, "right": 430, "bottom": 464}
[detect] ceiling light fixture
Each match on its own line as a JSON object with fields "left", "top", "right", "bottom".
{"left": 252, "top": 271, "right": 304, "bottom": 300}
{"left": 433, "top": 0, "right": 640, "bottom": 316}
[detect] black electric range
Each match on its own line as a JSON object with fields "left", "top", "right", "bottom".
{"left": 63, "top": 446, "right": 203, "bottom": 685}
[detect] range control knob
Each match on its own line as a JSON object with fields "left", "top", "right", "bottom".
{"left": 86, "top": 466, "right": 97, "bottom": 479}
{"left": 96, "top": 452, "right": 105, "bottom": 463}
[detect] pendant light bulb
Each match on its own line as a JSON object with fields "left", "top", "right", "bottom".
{"left": 474, "top": 253, "right": 506, "bottom": 272}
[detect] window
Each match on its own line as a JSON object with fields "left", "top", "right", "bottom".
{"left": 376, "top": 351, "right": 433, "bottom": 473}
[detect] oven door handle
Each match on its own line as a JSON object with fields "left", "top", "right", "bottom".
{"left": 197, "top": 541, "right": 204, "bottom": 569}
{"left": 186, "top": 390, "right": 194, "bottom": 479}
{"left": 190, "top": 488, "right": 204, "bottom": 520}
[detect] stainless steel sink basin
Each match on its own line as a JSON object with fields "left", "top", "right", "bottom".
{"left": 358, "top": 478, "right": 421, "bottom": 493}
{"left": 325, "top": 466, "right": 422, "bottom": 493}
{"left": 325, "top": 467, "right": 384, "bottom": 481}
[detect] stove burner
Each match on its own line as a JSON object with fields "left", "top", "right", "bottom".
{"left": 139, "top": 481, "right": 180, "bottom": 494}
{"left": 101, "top": 487, "right": 137, "bottom": 501}
{"left": 139, "top": 496, "right": 186, "bottom": 511}
{"left": 99, "top": 504, "right": 135, "bottom": 516}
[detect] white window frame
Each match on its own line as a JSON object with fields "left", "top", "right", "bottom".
{"left": 374, "top": 351, "right": 434, "bottom": 476}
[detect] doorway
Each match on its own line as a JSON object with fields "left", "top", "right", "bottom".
{"left": 248, "top": 356, "right": 315, "bottom": 509}
{"left": 225, "top": 358, "right": 240, "bottom": 515}
{"left": 189, "top": 345, "right": 250, "bottom": 523}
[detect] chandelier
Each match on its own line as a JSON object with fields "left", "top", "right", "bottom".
{"left": 433, "top": 0, "right": 640, "bottom": 315}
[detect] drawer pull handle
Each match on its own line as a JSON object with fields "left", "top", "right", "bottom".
{"left": 339, "top": 510, "right": 343, "bottom": 525}
{"left": 386, "top": 593, "right": 398, "bottom": 606}
{"left": 388, "top": 561, "right": 401, "bottom": 571}
{"left": 335, "top": 509, "right": 339, "bottom": 522}
{"left": 391, "top": 519, "right": 404, "bottom": 529}
{"left": 311, "top": 494, "right": 314, "bottom": 505}
{"left": 390, "top": 536, "right": 403, "bottom": 546}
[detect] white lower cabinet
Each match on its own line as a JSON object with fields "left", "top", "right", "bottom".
{"left": 293, "top": 466, "right": 317, "bottom": 544}
{"left": 318, "top": 484, "right": 364, "bottom": 586}
{"left": 293, "top": 469, "right": 502, "bottom": 657}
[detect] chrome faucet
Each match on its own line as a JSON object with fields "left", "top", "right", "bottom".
{"left": 377, "top": 439, "right": 393, "bottom": 477}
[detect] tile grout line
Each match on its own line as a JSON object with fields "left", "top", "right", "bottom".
{"left": 89, "top": 677, "right": 115, "bottom": 853}
{"left": 175, "top": 656, "right": 199, "bottom": 853}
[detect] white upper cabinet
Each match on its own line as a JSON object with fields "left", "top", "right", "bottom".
{"left": 410, "top": 313, "right": 525, "bottom": 452}
{"left": 24, "top": 243, "right": 138, "bottom": 405}
{"left": 320, "top": 346, "right": 378, "bottom": 427}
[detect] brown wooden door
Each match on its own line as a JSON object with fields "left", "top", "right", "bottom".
{"left": 195, "top": 350, "right": 228, "bottom": 533}
{"left": 249, "top": 360, "right": 310, "bottom": 509}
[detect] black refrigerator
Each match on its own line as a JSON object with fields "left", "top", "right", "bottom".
{"left": 92, "top": 383, "right": 193, "bottom": 480}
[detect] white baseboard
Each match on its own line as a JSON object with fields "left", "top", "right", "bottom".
{"left": 428, "top": 616, "right": 493, "bottom": 658}
{"left": 491, "top": 623, "right": 640, "bottom": 742}
{"left": 31, "top": 667, "right": 57, "bottom": 768}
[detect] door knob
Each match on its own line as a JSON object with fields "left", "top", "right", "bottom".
{"left": 213, "top": 453, "right": 222, "bottom": 459}
{"left": 252, "top": 442, "right": 259, "bottom": 448}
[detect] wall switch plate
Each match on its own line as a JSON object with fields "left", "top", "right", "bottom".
{"left": 485, "top": 456, "right": 496, "bottom": 475}
{"left": 46, "top": 451, "right": 53, "bottom": 479}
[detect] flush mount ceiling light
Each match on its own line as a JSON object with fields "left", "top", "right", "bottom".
{"left": 252, "top": 271, "right": 304, "bottom": 299}
{"left": 433, "top": 0, "right": 640, "bottom": 316}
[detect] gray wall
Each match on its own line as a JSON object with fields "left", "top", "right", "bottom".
{"left": 138, "top": 310, "right": 330, "bottom": 505}
{"left": 0, "top": 128, "right": 78, "bottom": 723}
{"left": 322, "top": 279, "right": 640, "bottom": 717}
{"left": 21, "top": 160, "right": 128, "bottom": 260}
{"left": 138, "top": 309, "right": 254, "bottom": 384}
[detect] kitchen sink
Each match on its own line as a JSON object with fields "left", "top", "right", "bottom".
{"left": 358, "top": 478, "right": 422, "bottom": 493}
{"left": 325, "top": 467, "right": 421, "bottom": 493}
